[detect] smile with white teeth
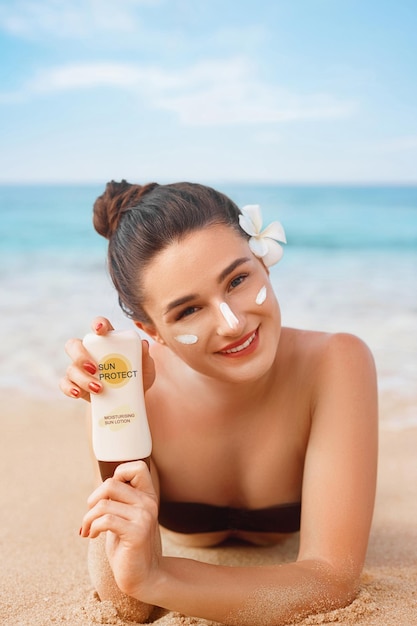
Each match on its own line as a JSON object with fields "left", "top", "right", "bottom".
{"left": 221, "top": 331, "right": 257, "bottom": 354}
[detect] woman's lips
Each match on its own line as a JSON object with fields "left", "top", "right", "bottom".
{"left": 217, "top": 329, "right": 259, "bottom": 357}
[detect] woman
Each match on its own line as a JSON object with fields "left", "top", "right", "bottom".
{"left": 60, "top": 180, "right": 378, "bottom": 625}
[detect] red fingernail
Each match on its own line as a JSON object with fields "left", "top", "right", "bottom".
{"left": 79, "top": 527, "right": 83, "bottom": 536}
{"left": 95, "top": 322, "right": 103, "bottom": 331}
{"left": 83, "top": 361, "right": 97, "bottom": 375}
{"left": 70, "top": 388, "right": 80, "bottom": 398}
{"left": 89, "top": 382, "right": 101, "bottom": 393}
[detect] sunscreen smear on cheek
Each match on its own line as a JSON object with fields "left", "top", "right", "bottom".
{"left": 255, "top": 285, "right": 267, "bottom": 305}
{"left": 175, "top": 334, "right": 199, "bottom": 344}
{"left": 83, "top": 330, "right": 152, "bottom": 481}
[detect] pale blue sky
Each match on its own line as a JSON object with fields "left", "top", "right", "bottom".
{"left": 0, "top": 0, "right": 416, "bottom": 183}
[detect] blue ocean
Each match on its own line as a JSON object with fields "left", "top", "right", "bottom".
{"left": 1, "top": 183, "right": 416, "bottom": 428}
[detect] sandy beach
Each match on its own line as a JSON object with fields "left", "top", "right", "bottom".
{"left": 1, "top": 389, "right": 416, "bottom": 626}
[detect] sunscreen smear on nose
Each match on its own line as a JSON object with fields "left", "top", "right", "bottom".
{"left": 83, "top": 330, "right": 152, "bottom": 481}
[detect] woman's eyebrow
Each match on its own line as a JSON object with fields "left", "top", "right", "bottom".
{"left": 164, "top": 257, "right": 251, "bottom": 315}
{"left": 217, "top": 257, "right": 251, "bottom": 284}
{"left": 164, "top": 294, "right": 198, "bottom": 315}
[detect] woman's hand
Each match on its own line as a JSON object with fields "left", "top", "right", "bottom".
{"left": 59, "top": 317, "right": 156, "bottom": 401}
{"left": 80, "top": 460, "right": 161, "bottom": 599}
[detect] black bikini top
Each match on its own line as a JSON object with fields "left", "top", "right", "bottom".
{"left": 158, "top": 500, "right": 301, "bottom": 535}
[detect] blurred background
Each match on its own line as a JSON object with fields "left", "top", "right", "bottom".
{"left": 0, "top": 0, "right": 416, "bottom": 428}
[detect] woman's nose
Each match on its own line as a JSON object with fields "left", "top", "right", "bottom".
{"left": 216, "top": 301, "right": 244, "bottom": 336}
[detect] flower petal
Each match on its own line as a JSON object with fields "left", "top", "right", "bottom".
{"left": 262, "top": 239, "right": 284, "bottom": 267}
{"left": 261, "top": 221, "right": 287, "bottom": 244}
{"left": 248, "top": 236, "right": 269, "bottom": 258}
{"left": 238, "top": 214, "right": 257, "bottom": 236}
{"left": 239, "top": 204, "right": 286, "bottom": 267}
{"left": 240, "top": 204, "right": 263, "bottom": 233}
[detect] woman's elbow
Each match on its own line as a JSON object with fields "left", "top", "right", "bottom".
{"left": 298, "top": 559, "right": 361, "bottom": 615}
{"left": 320, "top": 565, "right": 362, "bottom": 613}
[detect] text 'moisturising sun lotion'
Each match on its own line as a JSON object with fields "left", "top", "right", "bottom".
{"left": 83, "top": 329, "right": 152, "bottom": 481}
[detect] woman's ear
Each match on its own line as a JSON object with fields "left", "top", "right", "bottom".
{"left": 134, "top": 321, "right": 166, "bottom": 345}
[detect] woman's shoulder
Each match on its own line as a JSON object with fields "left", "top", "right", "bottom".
{"left": 315, "top": 331, "right": 376, "bottom": 384}
{"left": 287, "top": 328, "right": 376, "bottom": 404}
{"left": 282, "top": 326, "right": 372, "bottom": 357}
{"left": 280, "top": 327, "right": 375, "bottom": 384}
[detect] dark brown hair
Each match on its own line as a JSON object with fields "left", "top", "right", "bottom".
{"left": 93, "top": 180, "right": 247, "bottom": 323}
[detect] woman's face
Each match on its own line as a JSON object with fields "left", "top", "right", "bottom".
{"left": 138, "top": 224, "right": 282, "bottom": 383}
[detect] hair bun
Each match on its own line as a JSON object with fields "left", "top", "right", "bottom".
{"left": 93, "top": 180, "right": 158, "bottom": 238}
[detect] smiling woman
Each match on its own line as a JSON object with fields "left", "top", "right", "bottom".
{"left": 60, "top": 180, "right": 378, "bottom": 626}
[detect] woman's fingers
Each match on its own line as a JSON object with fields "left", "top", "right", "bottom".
{"left": 81, "top": 462, "right": 158, "bottom": 539}
{"left": 60, "top": 320, "right": 155, "bottom": 401}
{"left": 87, "top": 513, "right": 140, "bottom": 541}
{"left": 64, "top": 336, "right": 94, "bottom": 367}
{"left": 81, "top": 499, "right": 139, "bottom": 538}
{"left": 91, "top": 316, "right": 114, "bottom": 335}
{"left": 86, "top": 474, "right": 147, "bottom": 510}
{"left": 60, "top": 318, "right": 113, "bottom": 400}
{"left": 60, "top": 353, "right": 102, "bottom": 399}
{"left": 87, "top": 461, "right": 157, "bottom": 507}
{"left": 85, "top": 461, "right": 157, "bottom": 515}
{"left": 113, "top": 460, "right": 157, "bottom": 494}
{"left": 58, "top": 374, "right": 90, "bottom": 400}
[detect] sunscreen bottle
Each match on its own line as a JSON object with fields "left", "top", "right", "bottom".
{"left": 83, "top": 329, "right": 152, "bottom": 481}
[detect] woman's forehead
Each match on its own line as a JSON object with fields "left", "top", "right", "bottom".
{"left": 150, "top": 225, "right": 247, "bottom": 274}
{"left": 142, "top": 226, "right": 251, "bottom": 304}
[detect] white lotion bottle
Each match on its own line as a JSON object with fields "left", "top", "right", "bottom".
{"left": 83, "top": 329, "right": 152, "bottom": 481}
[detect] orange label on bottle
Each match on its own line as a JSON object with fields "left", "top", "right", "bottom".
{"left": 98, "top": 353, "right": 138, "bottom": 388}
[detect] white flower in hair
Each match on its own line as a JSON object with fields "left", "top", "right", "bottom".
{"left": 239, "top": 204, "right": 287, "bottom": 267}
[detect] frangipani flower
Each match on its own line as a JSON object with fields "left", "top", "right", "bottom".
{"left": 238, "top": 204, "right": 287, "bottom": 267}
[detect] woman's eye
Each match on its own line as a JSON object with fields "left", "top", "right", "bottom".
{"left": 177, "top": 306, "right": 199, "bottom": 320}
{"left": 229, "top": 274, "right": 247, "bottom": 290}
